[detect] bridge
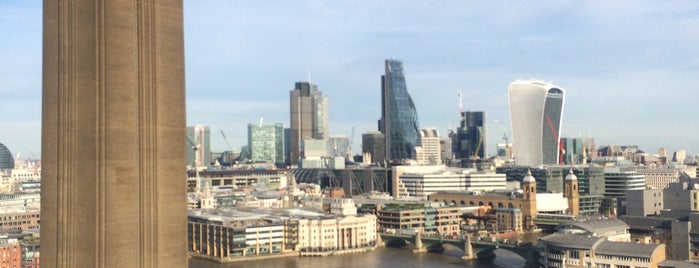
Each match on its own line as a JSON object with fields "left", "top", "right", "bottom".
{"left": 379, "top": 232, "right": 540, "bottom": 267}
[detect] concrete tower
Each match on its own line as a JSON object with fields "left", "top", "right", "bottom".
{"left": 522, "top": 170, "right": 538, "bottom": 228}
{"left": 564, "top": 169, "right": 580, "bottom": 216}
{"left": 42, "top": 1, "right": 186, "bottom": 267}
{"left": 290, "top": 82, "right": 328, "bottom": 164}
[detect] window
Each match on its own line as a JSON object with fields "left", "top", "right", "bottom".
{"left": 570, "top": 250, "right": 580, "bottom": 259}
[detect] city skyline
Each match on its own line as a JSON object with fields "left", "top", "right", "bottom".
{"left": 2, "top": 1, "right": 699, "bottom": 158}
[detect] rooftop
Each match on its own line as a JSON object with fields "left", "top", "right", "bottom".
{"left": 539, "top": 233, "right": 605, "bottom": 250}
{"left": 596, "top": 240, "right": 663, "bottom": 258}
{"left": 557, "top": 217, "right": 629, "bottom": 234}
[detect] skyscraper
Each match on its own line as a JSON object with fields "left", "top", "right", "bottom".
{"left": 379, "top": 59, "right": 420, "bottom": 162}
{"left": 416, "top": 128, "right": 441, "bottom": 165}
{"left": 508, "top": 80, "right": 565, "bottom": 166}
{"left": 186, "top": 125, "right": 211, "bottom": 168}
{"left": 42, "top": 1, "right": 186, "bottom": 266}
{"left": 0, "top": 143, "right": 14, "bottom": 170}
{"left": 290, "top": 82, "right": 328, "bottom": 164}
{"left": 362, "top": 131, "right": 385, "bottom": 165}
{"left": 248, "top": 122, "right": 285, "bottom": 164}
{"left": 454, "top": 111, "right": 486, "bottom": 159}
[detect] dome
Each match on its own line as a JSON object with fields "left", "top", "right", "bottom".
{"left": 565, "top": 169, "right": 578, "bottom": 181}
{"left": 523, "top": 169, "right": 536, "bottom": 183}
{"left": 0, "top": 143, "right": 14, "bottom": 169}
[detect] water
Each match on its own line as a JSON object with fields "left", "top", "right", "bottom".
{"left": 188, "top": 246, "right": 527, "bottom": 268}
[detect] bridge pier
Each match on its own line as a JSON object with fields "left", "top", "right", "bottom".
{"left": 461, "top": 235, "right": 475, "bottom": 260}
{"left": 411, "top": 232, "right": 427, "bottom": 253}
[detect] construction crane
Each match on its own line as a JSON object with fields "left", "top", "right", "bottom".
{"left": 219, "top": 130, "right": 233, "bottom": 152}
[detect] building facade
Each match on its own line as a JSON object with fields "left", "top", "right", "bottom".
{"left": 290, "top": 82, "right": 329, "bottom": 164}
{"left": 416, "top": 128, "right": 441, "bottom": 165}
{"left": 379, "top": 59, "right": 420, "bottom": 162}
{"left": 187, "top": 125, "right": 212, "bottom": 168}
{"left": 507, "top": 80, "right": 565, "bottom": 166}
{"left": 454, "top": 111, "right": 486, "bottom": 159}
{"left": 376, "top": 203, "right": 461, "bottom": 235}
{"left": 637, "top": 165, "right": 689, "bottom": 190}
{"left": 362, "top": 132, "right": 385, "bottom": 165}
{"left": 399, "top": 170, "right": 506, "bottom": 199}
{"left": 604, "top": 167, "right": 646, "bottom": 198}
{"left": 538, "top": 234, "right": 666, "bottom": 268}
{"left": 0, "top": 238, "right": 21, "bottom": 268}
{"left": 297, "top": 215, "right": 377, "bottom": 255}
{"left": 248, "top": 122, "right": 285, "bottom": 164}
{"left": 560, "top": 137, "right": 584, "bottom": 165}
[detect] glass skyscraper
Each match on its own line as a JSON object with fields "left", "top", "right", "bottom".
{"left": 248, "top": 123, "right": 285, "bottom": 164}
{"left": 379, "top": 59, "right": 420, "bottom": 161}
{"left": 508, "top": 80, "right": 565, "bottom": 166}
{"left": 0, "top": 142, "right": 14, "bottom": 169}
{"left": 455, "top": 111, "right": 486, "bottom": 159}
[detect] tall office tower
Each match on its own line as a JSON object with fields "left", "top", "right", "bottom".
{"left": 290, "top": 82, "right": 328, "bottom": 163}
{"left": 379, "top": 59, "right": 420, "bottom": 162}
{"left": 42, "top": 1, "right": 186, "bottom": 267}
{"left": 416, "top": 128, "right": 441, "bottom": 165}
{"left": 560, "top": 137, "right": 584, "bottom": 165}
{"left": 362, "top": 132, "right": 385, "bottom": 165}
{"left": 440, "top": 137, "right": 453, "bottom": 164}
{"left": 508, "top": 80, "right": 565, "bottom": 166}
{"left": 186, "top": 125, "right": 211, "bottom": 168}
{"left": 248, "top": 122, "right": 285, "bottom": 164}
{"left": 454, "top": 111, "right": 486, "bottom": 159}
{"left": 328, "top": 135, "right": 351, "bottom": 158}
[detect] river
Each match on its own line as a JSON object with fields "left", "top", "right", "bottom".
{"left": 188, "top": 246, "right": 527, "bottom": 268}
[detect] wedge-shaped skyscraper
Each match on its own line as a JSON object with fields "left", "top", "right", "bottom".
{"left": 379, "top": 59, "right": 420, "bottom": 161}
{"left": 508, "top": 80, "right": 565, "bottom": 166}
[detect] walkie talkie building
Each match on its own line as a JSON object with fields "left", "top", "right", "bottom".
{"left": 508, "top": 80, "right": 565, "bottom": 167}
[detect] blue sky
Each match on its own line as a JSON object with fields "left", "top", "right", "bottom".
{"left": 2, "top": 1, "right": 699, "bottom": 159}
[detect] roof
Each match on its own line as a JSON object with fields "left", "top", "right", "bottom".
{"left": 557, "top": 218, "right": 628, "bottom": 234}
{"left": 596, "top": 240, "right": 663, "bottom": 258}
{"left": 565, "top": 169, "right": 578, "bottom": 181}
{"left": 658, "top": 260, "right": 699, "bottom": 268}
{"left": 619, "top": 215, "right": 674, "bottom": 230}
{"left": 523, "top": 169, "right": 536, "bottom": 183}
{"left": 539, "top": 233, "right": 605, "bottom": 250}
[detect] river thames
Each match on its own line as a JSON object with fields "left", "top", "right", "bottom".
{"left": 188, "top": 246, "right": 527, "bottom": 268}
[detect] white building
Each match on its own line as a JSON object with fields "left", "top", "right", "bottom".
{"left": 604, "top": 166, "right": 645, "bottom": 197}
{"left": 302, "top": 197, "right": 358, "bottom": 216}
{"left": 396, "top": 166, "right": 506, "bottom": 199}
{"left": 507, "top": 80, "right": 565, "bottom": 166}
{"left": 415, "top": 128, "right": 441, "bottom": 165}
{"left": 537, "top": 193, "right": 569, "bottom": 214}
{"left": 297, "top": 214, "right": 377, "bottom": 254}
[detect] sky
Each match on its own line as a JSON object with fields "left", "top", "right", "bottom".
{"left": 2, "top": 1, "right": 699, "bottom": 160}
